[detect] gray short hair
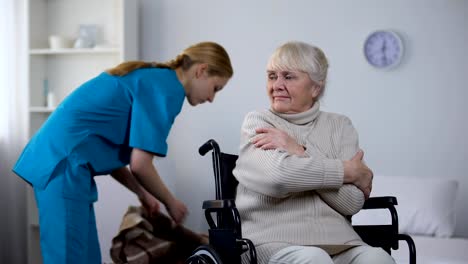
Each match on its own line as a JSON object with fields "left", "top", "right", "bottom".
{"left": 267, "top": 41, "right": 329, "bottom": 98}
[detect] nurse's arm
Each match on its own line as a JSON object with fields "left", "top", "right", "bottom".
{"left": 129, "top": 148, "right": 176, "bottom": 205}
{"left": 110, "top": 166, "right": 160, "bottom": 216}
{"left": 129, "top": 148, "right": 188, "bottom": 224}
{"left": 110, "top": 166, "right": 151, "bottom": 200}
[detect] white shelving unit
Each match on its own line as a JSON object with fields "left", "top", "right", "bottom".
{"left": 25, "top": 0, "right": 138, "bottom": 263}
{"left": 30, "top": 48, "right": 121, "bottom": 55}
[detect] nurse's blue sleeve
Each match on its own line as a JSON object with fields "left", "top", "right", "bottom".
{"left": 129, "top": 85, "right": 173, "bottom": 157}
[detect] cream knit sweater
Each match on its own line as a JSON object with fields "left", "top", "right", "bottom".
{"left": 234, "top": 102, "right": 366, "bottom": 263}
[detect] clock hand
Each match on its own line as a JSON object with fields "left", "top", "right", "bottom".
{"left": 382, "top": 40, "right": 387, "bottom": 53}
{"left": 381, "top": 39, "right": 388, "bottom": 65}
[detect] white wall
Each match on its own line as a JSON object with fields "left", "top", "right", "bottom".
{"left": 97, "top": 1, "right": 468, "bottom": 261}
{"left": 140, "top": 0, "right": 468, "bottom": 234}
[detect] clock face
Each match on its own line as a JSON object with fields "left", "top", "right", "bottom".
{"left": 364, "top": 30, "right": 403, "bottom": 69}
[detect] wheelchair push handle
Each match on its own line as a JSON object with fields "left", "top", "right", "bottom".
{"left": 199, "top": 139, "right": 220, "bottom": 156}
{"left": 199, "top": 139, "right": 223, "bottom": 200}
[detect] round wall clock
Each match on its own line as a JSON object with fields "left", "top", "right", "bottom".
{"left": 363, "top": 30, "right": 404, "bottom": 69}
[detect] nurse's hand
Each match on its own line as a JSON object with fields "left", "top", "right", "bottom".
{"left": 139, "top": 192, "right": 161, "bottom": 218}
{"left": 166, "top": 198, "right": 188, "bottom": 224}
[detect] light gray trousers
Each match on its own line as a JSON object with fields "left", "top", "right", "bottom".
{"left": 269, "top": 245, "right": 396, "bottom": 264}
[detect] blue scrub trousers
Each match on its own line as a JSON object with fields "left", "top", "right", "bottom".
{"left": 34, "top": 165, "right": 101, "bottom": 264}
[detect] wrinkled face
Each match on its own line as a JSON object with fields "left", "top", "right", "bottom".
{"left": 267, "top": 69, "right": 321, "bottom": 114}
{"left": 187, "top": 71, "right": 229, "bottom": 106}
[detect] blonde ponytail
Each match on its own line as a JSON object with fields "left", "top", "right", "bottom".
{"left": 106, "top": 55, "right": 193, "bottom": 76}
{"left": 106, "top": 61, "right": 152, "bottom": 76}
{"left": 107, "top": 41, "right": 232, "bottom": 78}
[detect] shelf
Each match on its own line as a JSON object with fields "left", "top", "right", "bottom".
{"left": 30, "top": 48, "right": 120, "bottom": 55}
{"left": 25, "top": 0, "right": 138, "bottom": 262}
{"left": 29, "top": 106, "right": 55, "bottom": 113}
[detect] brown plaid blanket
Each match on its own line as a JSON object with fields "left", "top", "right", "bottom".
{"left": 110, "top": 206, "right": 208, "bottom": 264}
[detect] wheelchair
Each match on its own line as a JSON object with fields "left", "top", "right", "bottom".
{"left": 186, "top": 139, "right": 416, "bottom": 264}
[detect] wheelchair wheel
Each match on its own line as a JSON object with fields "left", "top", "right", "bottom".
{"left": 186, "top": 245, "right": 223, "bottom": 264}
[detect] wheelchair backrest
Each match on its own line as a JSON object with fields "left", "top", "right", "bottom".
{"left": 218, "top": 152, "right": 239, "bottom": 200}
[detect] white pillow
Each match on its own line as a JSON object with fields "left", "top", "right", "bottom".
{"left": 351, "top": 175, "right": 459, "bottom": 238}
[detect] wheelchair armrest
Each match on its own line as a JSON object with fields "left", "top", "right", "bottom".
{"left": 353, "top": 196, "right": 400, "bottom": 251}
{"left": 359, "top": 196, "right": 398, "bottom": 229}
{"left": 361, "top": 196, "right": 399, "bottom": 233}
{"left": 362, "top": 196, "right": 398, "bottom": 209}
{"left": 202, "top": 199, "right": 242, "bottom": 236}
{"left": 203, "top": 199, "right": 236, "bottom": 210}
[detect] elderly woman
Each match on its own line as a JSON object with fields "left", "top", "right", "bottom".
{"left": 233, "top": 41, "right": 395, "bottom": 264}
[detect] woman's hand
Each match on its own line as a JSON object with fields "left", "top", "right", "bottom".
{"left": 139, "top": 191, "right": 161, "bottom": 218}
{"left": 199, "top": 233, "right": 209, "bottom": 245}
{"left": 166, "top": 198, "right": 188, "bottom": 225}
{"left": 343, "top": 150, "right": 373, "bottom": 199}
{"left": 252, "top": 127, "right": 305, "bottom": 156}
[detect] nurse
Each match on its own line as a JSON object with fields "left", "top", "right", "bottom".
{"left": 13, "top": 41, "right": 233, "bottom": 264}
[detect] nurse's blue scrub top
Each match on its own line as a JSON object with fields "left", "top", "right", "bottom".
{"left": 13, "top": 68, "right": 185, "bottom": 201}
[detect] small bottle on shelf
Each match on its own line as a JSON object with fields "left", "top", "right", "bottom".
{"left": 47, "top": 90, "right": 55, "bottom": 109}
{"left": 43, "top": 79, "right": 48, "bottom": 107}
{"left": 43, "top": 79, "right": 54, "bottom": 108}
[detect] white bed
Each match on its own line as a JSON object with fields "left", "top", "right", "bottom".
{"left": 352, "top": 175, "right": 468, "bottom": 264}
{"left": 392, "top": 235, "right": 468, "bottom": 264}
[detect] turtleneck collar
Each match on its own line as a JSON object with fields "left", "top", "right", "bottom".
{"left": 269, "top": 101, "right": 321, "bottom": 125}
